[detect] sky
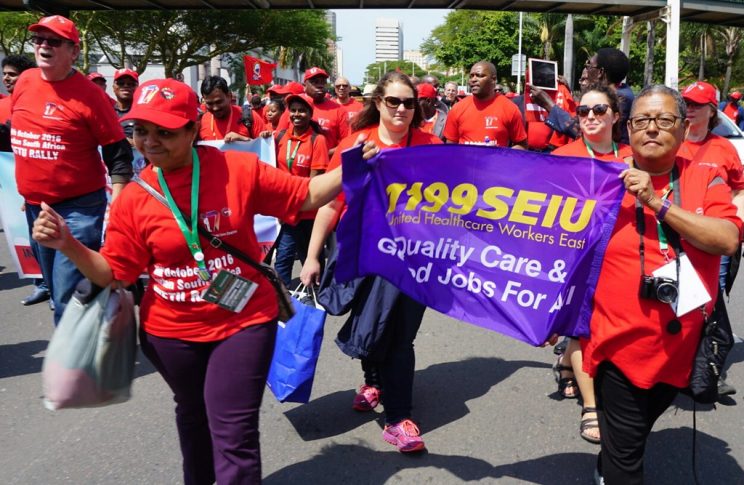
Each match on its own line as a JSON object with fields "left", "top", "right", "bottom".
{"left": 332, "top": 9, "right": 450, "bottom": 85}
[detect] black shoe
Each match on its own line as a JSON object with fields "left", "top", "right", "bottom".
{"left": 21, "top": 287, "right": 50, "bottom": 306}
{"left": 553, "top": 337, "right": 569, "bottom": 356}
{"left": 718, "top": 378, "right": 737, "bottom": 397}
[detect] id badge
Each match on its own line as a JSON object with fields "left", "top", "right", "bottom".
{"left": 201, "top": 270, "right": 258, "bottom": 313}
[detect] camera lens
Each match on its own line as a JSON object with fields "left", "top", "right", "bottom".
{"left": 656, "top": 282, "right": 678, "bottom": 304}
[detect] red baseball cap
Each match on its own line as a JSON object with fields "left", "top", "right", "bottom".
{"left": 121, "top": 79, "right": 199, "bottom": 130}
{"left": 284, "top": 94, "right": 314, "bottom": 115}
{"left": 303, "top": 67, "right": 329, "bottom": 83}
{"left": 681, "top": 81, "right": 717, "bottom": 105}
{"left": 87, "top": 72, "right": 105, "bottom": 82}
{"left": 29, "top": 15, "right": 80, "bottom": 45}
{"left": 457, "top": 90, "right": 468, "bottom": 98}
{"left": 268, "top": 84, "right": 287, "bottom": 95}
{"left": 285, "top": 81, "right": 305, "bottom": 95}
{"left": 114, "top": 68, "right": 139, "bottom": 83}
{"left": 731, "top": 91, "right": 742, "bottom": 101}
{"left": 417, "top": 83, "right": 437, "bottom": 99}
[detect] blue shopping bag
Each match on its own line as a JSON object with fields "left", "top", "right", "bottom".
{"left": 267, "top": 287, "right": 326, "bottom": 403}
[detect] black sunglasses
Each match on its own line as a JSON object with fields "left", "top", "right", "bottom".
{"left": 576, "top": 104, "right": 610, "bottom": 117}
{"left": 30, "top": 35, "right": 69, "bottom": 48}
{"left": 382, "top": 96, "right": 417, "bottom": 110}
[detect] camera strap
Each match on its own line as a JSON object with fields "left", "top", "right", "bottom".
{"left": 635, "top": 164, "right": 682, "bottom": 278}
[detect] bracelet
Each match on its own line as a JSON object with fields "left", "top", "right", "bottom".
{"left": 655, "top": 198, "right": 672, "bottom": 222}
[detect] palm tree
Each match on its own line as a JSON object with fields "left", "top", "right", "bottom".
{"left": 526, "top": 13, "right": 566, "bottom": 60}
{"left": 717, "top": 26, "right": 744, "bottom": 95}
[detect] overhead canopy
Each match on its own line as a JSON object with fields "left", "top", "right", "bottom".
{"left": 4, "top": 0, "right": 744, "bottom": 27}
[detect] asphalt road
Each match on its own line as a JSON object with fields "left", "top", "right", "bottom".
{"left": 1, "top": 234, "right": 743, "bottom": 484}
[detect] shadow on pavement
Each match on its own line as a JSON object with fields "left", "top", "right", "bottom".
{"left": 0, "top": 339, "right": 47, "bottom": 378}
{"left": 264, "top": 442, "right": 596, "bottom": 484}
{"left": 283, "top": 357, "right": 551, "bottom": 441}
{"left": 0, "top": 270, "right": 30, "bottom": 291}
{"left": 646, "top": 426, "right": 743, "bottom": 484}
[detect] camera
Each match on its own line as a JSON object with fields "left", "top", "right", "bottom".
{"left": 640, "top": 275, "right": 678, "bottom": 304}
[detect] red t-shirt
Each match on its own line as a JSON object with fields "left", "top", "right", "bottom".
{"left": 101, "top": 146, "right": 309, "bottom": 342}
{"left": 327, "top": 126, "right": 442, "bottom": 207}
{"left": 0, "top": 96, "right": 11, "bottom": 123}
{"left": 551, "top": 138, "right": 633, "bottom": 163}
{"left": 339, "top": 98, "right": 364, "bottom": 126}
{"left": 11, "top": 69, "right": 125, "bottom": 204}
{"left": 420, "top": 111, "right": 441, "bottom": 136}
{"left": 199, "top": 105, "right": 265, "bottom": 140}
{"left": 582, "top": 157, "right": 742, "bottom": 389}
{"left": 276, "top": 129, "right": 329, "bottom": 177}
{"left": 277, "top": 98, "right": 350, "bottom": 149}
{"left": 443, "top": 93, "right": 527, "bottom": 147}
{"left": 723, "top": 103, "right": 739, "bottom": 123}
{"left": 679, "top": 133, "right": 744, "bottom": 191}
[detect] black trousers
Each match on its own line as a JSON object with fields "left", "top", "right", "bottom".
{"left": 595, "top": 361, "right": 679, "bottom": 485}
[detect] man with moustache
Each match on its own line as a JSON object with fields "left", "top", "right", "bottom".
{"left": 199, "top": 75, "right": 265, "bottom": 142}
{"left": 10, "top": 15, "right": 133, "bottom": 324}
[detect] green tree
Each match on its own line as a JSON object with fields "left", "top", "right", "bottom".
{"left": 0, "top": 12, "right": 36, "bottom": 56}
{"left": 525, "top": 13, "right": 566, "bottom": 60}
{"left": 363, "top": 60, "right": 438, "bottom": 83}
{"left": 421, "top": 11, "right": 541, "bottom": 78}
{"left": 74, "top": 10, "right": 331, "bottom": 78}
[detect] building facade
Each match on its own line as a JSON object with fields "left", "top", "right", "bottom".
{"left": 375, "top": 18, "right": 403, "bottom": 63}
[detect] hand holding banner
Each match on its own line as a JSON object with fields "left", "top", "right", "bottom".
{"left": 335, "top": 144, "right": 625, "bottom": 346}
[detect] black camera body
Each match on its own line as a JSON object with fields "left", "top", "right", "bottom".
{"left": 640, "top": 275, "right": 678, "bottom": 304}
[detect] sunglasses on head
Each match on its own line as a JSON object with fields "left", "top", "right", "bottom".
{"left": 30, "top": 35, "right": 68, "bottom": 48}
{"left": 382, "top": 96, "right": 416, "bottom": 110}
{"left": 576, "top": 104, "right": 610, "bottom": 117}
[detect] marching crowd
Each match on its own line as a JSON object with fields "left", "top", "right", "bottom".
{"left": 2, "top": 13, "right": 744, "bottom": 485}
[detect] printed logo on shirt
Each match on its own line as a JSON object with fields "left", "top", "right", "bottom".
{"left": 484, "top": 116, "right": 499, "bottom": 129}
{"left": 42, "top": 102, "right": 64, "bottom": 120}
{"left": 296, "top": 154, "right": 310, "bottom": 168}
{"left": 201, "top": 210, "right": 221, "bottom": 233}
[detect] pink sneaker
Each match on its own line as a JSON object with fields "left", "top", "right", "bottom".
{"left": 383, "top": 419, "right": 426, "bottom": 453}
{"left": 352, "top": 385, "right": 380, "bottom": 411}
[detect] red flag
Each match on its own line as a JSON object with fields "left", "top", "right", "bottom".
{"left": 244, "top": 55, "right": 276, "bottom": 85}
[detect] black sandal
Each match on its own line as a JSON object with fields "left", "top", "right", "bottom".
{"left": 552, "top": 354, "right": 578, "bottom": 399}
{"left": 580, "top": 407, "right": 601, "bottom": 444}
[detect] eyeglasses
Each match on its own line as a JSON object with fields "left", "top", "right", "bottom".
{"left": 629, "top": 114, "right": 682, "bottom": 131}
{"left": 584, "top": 62, "right": 601, "bottom": 71}
{"left": 30, "top": 35, "right": 68, "bottom": 48}
{"left": 576, "top": 104, "right": 610, "bottom": 117}
{"left": 382, "top": 96, "right": 416, "bottom": 110}
{"left": 335, "top": 84, "right": 349, "bottom": 88}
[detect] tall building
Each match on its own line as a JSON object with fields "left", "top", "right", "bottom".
{"left": 326, "top": 11, "right": 339, "bottom": 79}
{"left": 375, "top": 18, "right": 403, "bottom": 63}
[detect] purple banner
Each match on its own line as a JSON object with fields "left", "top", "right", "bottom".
{"left": 335, "top": 144, "right": 626, "bottom": 346}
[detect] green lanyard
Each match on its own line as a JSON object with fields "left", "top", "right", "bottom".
{"left": 583, "top": 137, "right": 618, "bottom": 159}
{"left": 656, "top": 180, "right": 673, "bottom": 253}
{"left": 286, "top": 139, "right": 301, "bottom": 171}
{"left": 157, "top": 148, "right": 211, "bottom": 282}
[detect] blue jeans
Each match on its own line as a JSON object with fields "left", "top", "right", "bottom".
{"left": 719, "top": 255, "right": 730, "bottom": 292}
{"left": 274, "top": 220, "right": 315, "bottom": 286}
{"left": 25, "top": 189, "right": 106, "bottom": 325}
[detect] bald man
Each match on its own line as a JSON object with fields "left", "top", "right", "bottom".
{"left": 334, "top": 76, "right": 363, "bottom": 126}
{"left": 442, "top": 61, "right": 527, "bottom": 148}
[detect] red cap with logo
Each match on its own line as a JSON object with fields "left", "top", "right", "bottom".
{"left": 303, "top": 67, "right": 329, "bottom": 83}
{"left": 681, "top": 81, "right": 717, "bottom": 105}
{"left": 29, "top": 15, "right": 80, "bottom": 45}
{"left": 284, "top": 94, "right": 314, "bottom": 115}
{"left": 121, "top": 79, "right": 199, "bottom": 130}
{"left": 114, "top": 68, "right": 139, "bottom": 83}
{"left": 417, "top": 83, "right": 437, "bottom": 99}
{"left": 731, "top": 91, "right": 742, "bottom": 101}
{"left": 87, "top": 72, "right": 105, "bottom": 82}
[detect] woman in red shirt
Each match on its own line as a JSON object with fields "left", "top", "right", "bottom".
{"left": 273, "top": 94, "right": 330, "bottom": 285}
{"left": 301, "top": 72, "right": 441, "bottom": 453}
{"left": 552, "top": 85, "right": 632, "bottom": 444}
{"left": 32, "top": 79, "right": 342, "bottom": 485}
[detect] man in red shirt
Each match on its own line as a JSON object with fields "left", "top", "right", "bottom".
{"left": 277, "top": 67, "right": 349, "bottom": 153}
{"left": 443, "top": 61, "right": 527, "bottom": 148}
{"left": 334, "top": 76, "right": 363, "bottom": 126}
{"left": 719, "top": 91, "right": 744, "bottom": 130}
{"left": 112, "top": 68, "right": 139, "bottom": 141}
{"left": 417, "top": 82, "right": 447, "bottom": 140}
{"left": 11, "top": 15, "right": 133, "bottom": 324}
{"left": 199, "top": 75, "right": 264, "bottom": 142}
{"left": 584, "top": 85, "right": 741, "bottom": 484}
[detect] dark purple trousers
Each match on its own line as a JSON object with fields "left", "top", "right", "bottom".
{"left": 140, "top": 322, "right": 277, "bottom": 485}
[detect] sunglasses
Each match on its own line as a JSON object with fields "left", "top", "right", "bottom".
{"left": 335, "top": 84, "right": 350, "bottom": 88}
{"left": 576, "top": 104, "right": 610, "bottom": 117}
{"left": 382, "top": 96, "right": 417, "bottom": 110}
{"left": 30, "top": 35, "right": 69, "bottom": 48}
{"left": 115, "top": 80, "right": 138, "bottom": 88}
